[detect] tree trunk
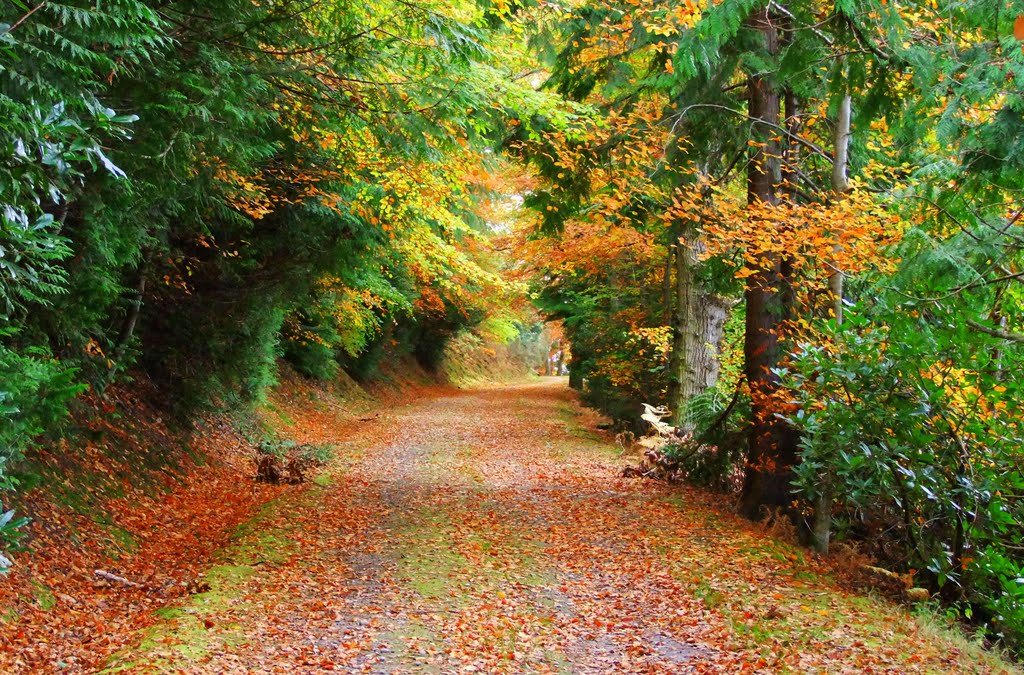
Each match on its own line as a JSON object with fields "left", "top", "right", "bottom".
{"left": 811, "top": 90, "right": 853, "bottom": 554}
{"left": 781, "top": 90, "right": 800, "bottom": 197}
{"left": 811, "top": 482, "right": 833, "bottom": 555}
{"left": 668, "top": 224, "right": 729, "bottom": 430}
{"left": 828, "top": 91, "right": 852, "bottom": 326}
{"left": 608, "top": 269, "right": 621, "bottom": 313}
{"left": 738, "top": 6, "right": 800, "bottom": 521}
{"left": 568, "top": 357, "right": 584, "bottom": 389}
{"left": 661, "top": 238, "right": 674, "bottom": 326}
{"left": 102, "top": 261, "right": 148, "bottom": 391}
{"left": 990, "top": 286, "right": 1007, "bottom": 386}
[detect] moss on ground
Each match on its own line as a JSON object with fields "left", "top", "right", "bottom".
{"left": 101, "top": 527, "right": 288, "bottom": 673}
{"left": 654, "top": 490, "right": 1017, "bottom": 673}
{"left": 99, "top": 430, "right": 373, "bottom": 673}
{"left": 393, "top": 508, "right": 471, "bottom": 601}
{"left": 101, "top": 527, "right": 290, "bottom": 672}
{"left": 30, "top": 581, "right": 55, "bottom": 611}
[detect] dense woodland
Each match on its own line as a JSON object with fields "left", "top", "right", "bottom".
{"left": 3, "top": 0, "right": 1024, "bottom": 659}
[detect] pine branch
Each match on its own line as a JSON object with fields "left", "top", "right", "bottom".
{"left": 669, "top": 103, "right": 834, "bottom": 164}
{"left": 2, "top": 2, "right": 47, "bottom": 36}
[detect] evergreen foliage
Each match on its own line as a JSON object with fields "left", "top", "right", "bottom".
{"left": 4, "top": 0, "right": 1024, "bottom": 657}
{"left": 0, "top": 0, "right": 543, "bottom": 508}
{"left": 514, "top": 0, "right": 1024, "bottom": 652}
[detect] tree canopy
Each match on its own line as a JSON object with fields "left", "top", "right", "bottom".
{"left": 2, "top": 0, "right": 1024, "bottom": 657}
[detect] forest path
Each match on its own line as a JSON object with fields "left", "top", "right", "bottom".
{"left": 106, "top": 380, "right": 1006, "bottom": 674}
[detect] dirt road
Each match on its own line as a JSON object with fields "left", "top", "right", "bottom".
{"left": 102, "top": 380, "right": 1011, "bottom": 674}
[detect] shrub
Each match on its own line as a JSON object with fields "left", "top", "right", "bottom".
{"left": 783, "top": 307, "right": 1024, "bottom": 651}
{"left": 0, "top": 337, "right": 85, "bottom": 483}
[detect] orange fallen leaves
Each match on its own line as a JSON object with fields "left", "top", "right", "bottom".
{"left": 0, "top": 378, "right": 1014, "bottom": 674}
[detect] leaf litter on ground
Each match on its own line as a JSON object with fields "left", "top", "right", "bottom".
{"left": 1, "top": 378, "right": 1019, "bottom": 674}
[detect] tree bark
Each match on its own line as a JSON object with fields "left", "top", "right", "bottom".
{"left": 829, "top": 91, "right": 852, "bottom": 326}
{"left": 668, "top": 224, "right": 729, "bottom": 430}
{"left": 568, "top": 357, "right": 584, "bottom": 389}
{"left": 811, "top": 90, "right": 854, "bottom": 554}
{"left": 781, "top": 89, "right": 801, "bottom": 201}
{"left": 102, "top": 261, "right": 148, "bottom": 391}
{"left": 662, "top": 237, "right": 675, "bottom": 326}
{"left": 738, "top": 6, "right": 800, "bottom": 521}
{"left": 608, "top": 269, "right": 621, "bottom": 313}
